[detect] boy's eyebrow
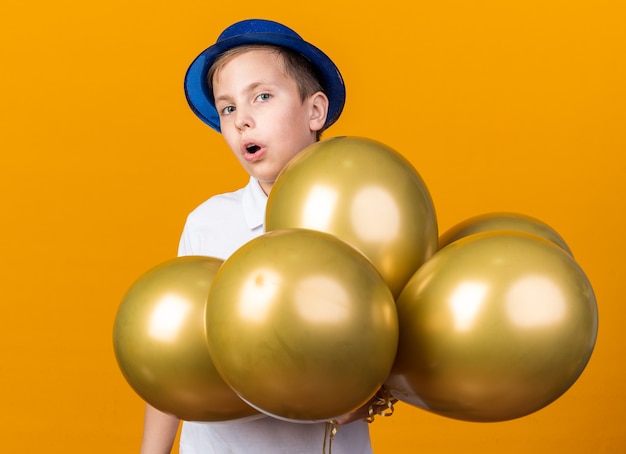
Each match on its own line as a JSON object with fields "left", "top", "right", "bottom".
{"left": 213, "top": 93, "right": 232, "bottom": 104}
{"left": 214, "top": 82, "right": 272, "bottom": 104}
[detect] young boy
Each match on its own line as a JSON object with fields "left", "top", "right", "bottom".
{"left": 140, "top": 19, "right": 374, "bottom": 454}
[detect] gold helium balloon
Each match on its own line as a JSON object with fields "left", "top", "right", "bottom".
{"left": 385, "top": 232, "right": 598, "bottom": 422}
{"left": 266, "top": 136, "right": 438, "bottom": 298}
{"left": 113, "top": 256, "right": 258, "bottom": 422}
{"left": 439, "top": 211, "right": 573, "bottom": 255}
{"left": 206, "top": 228, "right": 399, "bottom": 423}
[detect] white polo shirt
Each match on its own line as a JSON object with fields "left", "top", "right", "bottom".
{"left": 177, "top": 177, "right": 373, "bottom": 454}
{"left": 178, "top": 176, "right": 267, "bottom": 259}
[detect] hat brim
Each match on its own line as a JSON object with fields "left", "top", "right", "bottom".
{"left": 184, "top": 33, "right": 345, "bottom": 133}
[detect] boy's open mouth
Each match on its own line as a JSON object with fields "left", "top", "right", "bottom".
{"left": 246, "top": 144, "right": 261, "bottom": 154}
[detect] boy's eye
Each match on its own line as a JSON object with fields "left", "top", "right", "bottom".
{"left": 256, "top": 93, "right": 271, "bottom": 102}
{"left": 221, "top": 105, "right": 235, "bottom": 115}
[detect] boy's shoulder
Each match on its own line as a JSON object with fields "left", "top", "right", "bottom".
{"left": 186, "top": 186, "right": 247, "bottom": 222}
{"left": 179, "top": 180, "right": 265, "bottom": 258}
{"left": 182, "top": 177, "right": 265, "bottom": 238}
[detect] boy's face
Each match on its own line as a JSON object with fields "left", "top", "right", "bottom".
{"left": 212, "top": 48, "right": 328, "bottom": 194}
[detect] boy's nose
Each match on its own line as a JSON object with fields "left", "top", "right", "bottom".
{"left": 234, "top": 109, "right": 254, "bottom": 131}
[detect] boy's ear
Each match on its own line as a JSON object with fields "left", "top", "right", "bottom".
{"left": 308, "top": 91, "right": 329, "bottom": 132}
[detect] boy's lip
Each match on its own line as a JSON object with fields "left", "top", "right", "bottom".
{"left": 241, "top": 139, "right": 266, "bottom": 162}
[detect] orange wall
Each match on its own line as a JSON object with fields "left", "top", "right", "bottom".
{"left": 1, "top": 1, "right": 624, "bottom": 452}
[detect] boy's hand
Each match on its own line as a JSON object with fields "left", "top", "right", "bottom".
{"left": 335, "top": 387, "right": 398, "bottom": 425}
{"left": 334, "top": 400, "right": 374, "bottom": 425}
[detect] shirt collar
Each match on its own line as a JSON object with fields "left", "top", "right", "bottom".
{"left": 242, "top": 176, "right": 268, "bottom": 230}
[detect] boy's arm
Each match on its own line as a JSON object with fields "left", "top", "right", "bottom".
{"left": 140, "top": 404, "right": 180, "bottom": 454}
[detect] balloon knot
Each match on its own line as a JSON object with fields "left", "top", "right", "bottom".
{"left": 365, "top": 386, "right": 398, "bottom": 423}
